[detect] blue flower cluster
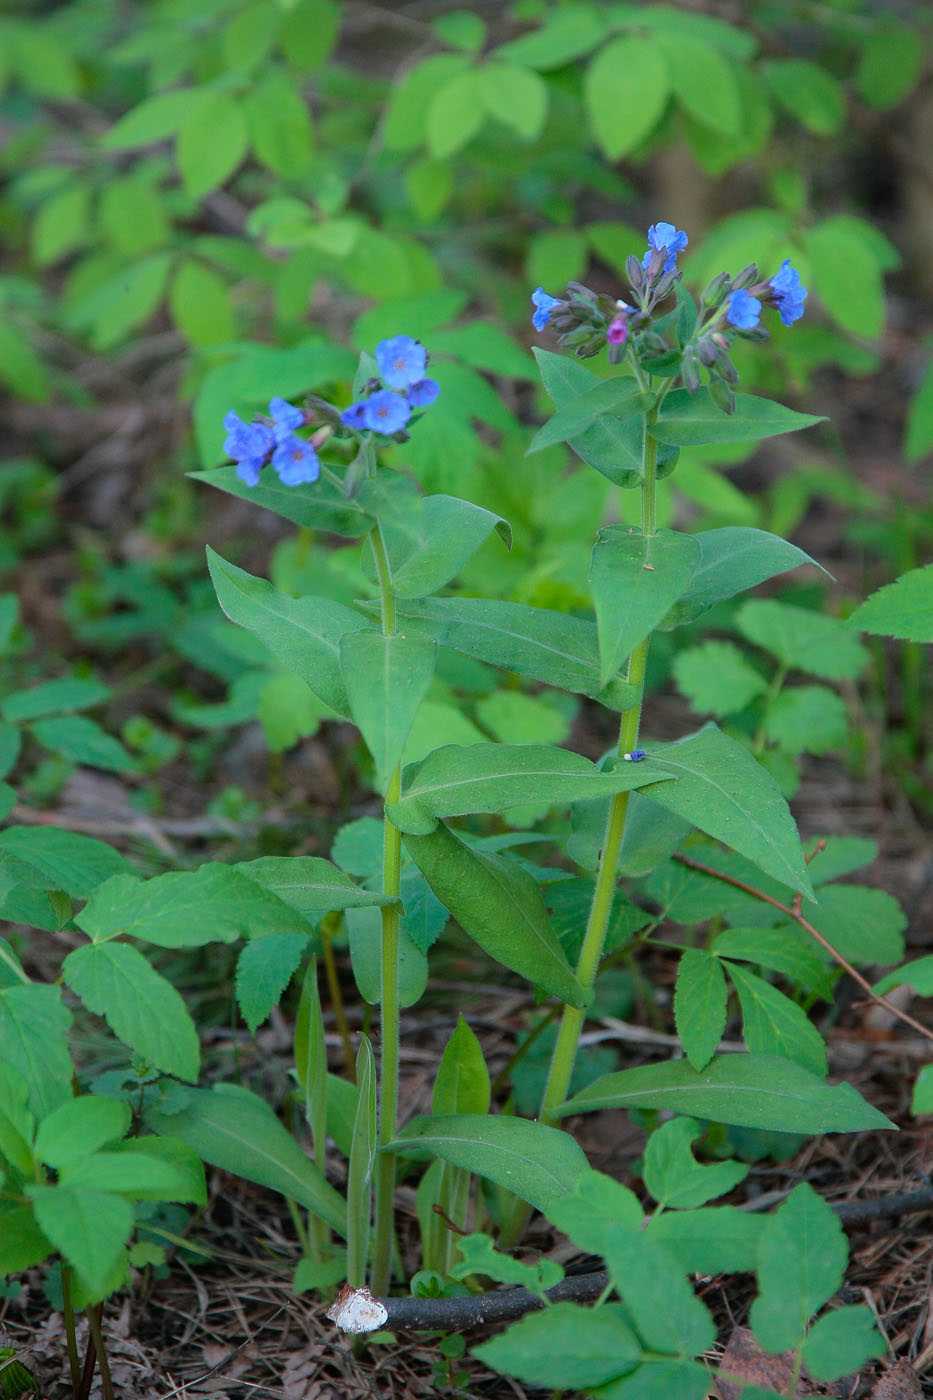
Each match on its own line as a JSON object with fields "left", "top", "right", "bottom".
{"left": 641, "top": 222, "right": 688, "bottom": 275}
{"left": 726, "top": 261, "right": 807, "bottom": 331}
{"left": 223, "top": 397, "right": 319, "bottom": 488}
{"left": 341, "top": 335, "right": 440, "bottom": 434}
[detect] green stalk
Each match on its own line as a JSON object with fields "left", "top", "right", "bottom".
{"left": 61, "top": 1266, "right": 81, "bottom": 1399}
{"left": 538, "top": 413, "right": 659, "bottom": 1128}
{"left": 370, "top": 524, "right": 402, "bottom": 1295}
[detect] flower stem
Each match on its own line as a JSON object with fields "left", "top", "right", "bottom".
{"left": 61, "top": 1266, "right": 81, "bottom": 1399}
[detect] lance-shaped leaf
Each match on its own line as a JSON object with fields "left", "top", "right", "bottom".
{"left": 392, "top": 595, "right": 640, "bottom": 711}
{"left": 192, "top": 466, "right": 373, "bottom": 537}
{"left": 556, "top": 1053, "right": 895, "bottom": 1133}
{"left": 236, "top": 855, "right": 395, "bottom": 915}
{"left": 359, "top": 475, "right": 511, "bottom": 597}
{"left": 527, "top": 375, "right": 646, "bottom": 454}
{"left": 146, "top": 1084, "right": 347, "bottom": 1236}
{"left": 387, "top": 742, "right": 674, "bottom": 835}
{"left": 641, "top": 723, "right": 814, "bottom": 899}
{"left": 590, "top": 527, "right": 701, "bottom": 685}
{"left": 208, "top": 548, "right": 370, "bottom": 717}
{"left": 384, "top": 1113, "right": 589, "bottom": 1212}
{"left": 531, "top": 349, "right": 647, "bottom": 485}
{"left": 340, "top": 631, "right": 437, "bottom": 790}
{"left": 403, "top": 823, "right": 586, "bottom": 1006}
{"left": 653, "top": 389, "right": 825, "bottom": 446}
{"left": 658, "top": 527, "right": 828, "bottom": 629}
{"left": 346, "top": 1035, "right": 375, "bottom": 1287}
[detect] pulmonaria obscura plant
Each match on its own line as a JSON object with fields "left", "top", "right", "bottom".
{"left": 162, "top": 218, "right": 905, "bottom": 1397}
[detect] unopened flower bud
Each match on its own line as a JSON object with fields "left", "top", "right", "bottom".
{"left": 681, "top": 346, "right": 701, "bottom": 392}
{"left": 700, "top": 271, "right": 731, "bottom": 309}
{"left": 697, "top": 337, "right": 718, "bottom": 366}
{"left": 626, "top": 254, "right": 646, "bottom": 292}
{"left": 709, "top": 376, "right": 736, "bottom": 415}
{"left": 730, "top": 263, "right": 759, "bottom": 290}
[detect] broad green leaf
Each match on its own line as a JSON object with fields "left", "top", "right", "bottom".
{"left": 98, "top": 174, "right": 170, "bottom": 256}
{"left": 400, "top": 866, "right": 449, "bottom": 952}
{"left": 434, "top": 10, "right": 487, "bottom": 52}
{"left": 0, "top": 322, "right": 49, "bottom": 400}
{"left": 244, "top": 70, "right": 314, "bottom": 177}
{"left": 191, "top": 466, "right": 371, "bottom": 537}
{"left": 0, "top": 984, "right": 73, "bottom": 1119}
{"left": 346, "top": 1034, "right": 375, "bottom": 1286}
{"left": 208, "top": 548, "right": 369, "bottom": 716}
{"left": 857, "top": 25, "right": 923, "bottom": 109}
{"left": 673, "top": 641, "right": 767, "bottom": 717}
{"left": 86, "top": 1135, "right": 206, "bottom": 1204}
{"left": 875, "top": 955, "right": 933, "bottom": 997}
{"left": 804, "top": 215, "right": 888, "bottom": 339}
{"left": 474, "top": 1300, "right": 640, "bottom": 1390}
{"left": 100, "top": 87, "right": 209, "bottom": 149}
{"left": 750, "top": 1182, "right": 847, "bottom": 1353}
{"left": 146, "top": 1085, "right": 346, "bottom": 1235}
{"left": 33, "top": 185, "right": 90, "bottom": 266}
{"left": 674, "top": 950, "right": 728, "bottom": 1071}
{"left": 0, "top": 723, "right": 20, "bottom": 780}
{"left": 385, "top": 1113, "right": 588, "bottom": 1211}
{"left": 590, "top": 527, "right": 700, "bottom": 685}
{"left": 532, "top": 348, "right": 647, "bottom": 486}
{"left": 657, "top": 32, "right": 740, "bottom": 135}
{"left": 912, "top": 1066, "right": 933, "bottom": 1115}
{"left": 493, "top": 7, "right": 606, "bottom": 69}
{"left": 644, "top": 1116, "right": 748, "bottom": 1210}
{"left": 479, "top": 62, "right": 548, "bottom": 140}
{"left": 476, "top": 691, "right": 570, "bottom": 747}
{"left": 386, "top": 743, "right": 674, "bottom": 835}
{"left": 59, "top": 1145, "right": 201, "bottom": 1201}
{"left": 168, "top": 258, "right": 234, "bottom": 347}
{"left": 737, "top": 599, "right": 869, "bottom": 679}
{"left": 428, "top": 322, "right": 534, "bottom": 379}
{"left": 557, "top": 1053, "right": 894, "bottom": 1133}
{"left": 1, "top": 677, "right": 111, "bottom": 723}
{"left": 177, "top": 91, "right": 248, "bottom": 197}
{"left": 659, "top": 527, "right": 825, "bottom": 630}
{"left": 765, "top": 686, "right": 848, "bottom": 755}
{"left": 352, "top": 291, "right": 468, "bottom": 351}
{"left": 403, "top": 824, "right": 586, "bottom": 1006}
{"left": 712, "top": 928, "right": 833, "bottom": 1000}
{"left": 801, "top": 1306, "right": 886, "bottom": 1381}
{"left": 427, "top": 69, "right": 485, "bottom": 157}
{"left": 585, "top": 34, "right": 670, "bottom": 159}
{"left": 0, "top": 1202, "right": 51, "bottom": 1274}
{"left": 75, "top": 863, "right": 315, "bottom": 947}
{"left": 764, "top": 59, "right": 845, "bottom": 135}
{"left": 616, "top": 794, "right": 693, "bottom": 877}
{"left": 0, "top": 1063, "right": 35, "bottom": 1176}
{"left": 653, "top": 390, "right": 825, "bottom": 447}
{"left": 68, "top": 252, "right": 172, "bottom": 352}
{"left": 63, "top": 941, "right": 200, "bottom": 1082}
{"left": 34, "top": 1096, "right": 130, "bottom": 1169}
{"left": 29, "top": 1184, "right": 132, "bottom": 1302}
{"left": 235, "top": 932, "right": 309, "bottom": 1032}
{"left": 236, "top": 855, "right": 393, "bottom": 915}
{"left": 847, "top": 565, "right": 933, "bottom": 642}
{"left": 546, "top": 1169, "right": 642, "bottom": 1255}
{"left": 346, "top": 905, "right": 428, "bottom": 1009}
{"left": 604, "top": 1222, "right": 716, "bottom": 1357}
{"left": 642, "top": 724, "right": 814, "bottom": 898}
{"left": 383, "top": 54, "right": 472, "bottom": 152}
{"left": 527, "top": 228, "right": 587, "bottom": 292}
{"left": 806, "top": 885, "right": 905, "bottom": 965}
{"left": 725, "top": 962, "right": 827, "bottom": 1076}
{"left": 31, "top": 716, "right": 135, "bottom": 772}
{"left": 433, "top": 1016, "right": 490, "bottom": 1117}
{"left": 393, "top": 594, "right": 639, "bottom": 710}
{"left": 624, "top": 5, "right": 756, "bottom": 59}
{"left": 452, "top": 1233, "right": 562, "bottom": 1292}
{"left": 527, "top": 377, "right": 644, "bottom": 455}
{"left": 340, "top": 631, "right": 437, "bottom": 790}
{"left": 906, "top": 361, "right": 933, "bottom": 463}
{"left": 647, "top": 1205, "right": 765, "bottom": 1275}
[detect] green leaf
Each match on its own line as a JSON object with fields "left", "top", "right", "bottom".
{"left": 764, "top": 59, "right": 845, "bottom": 135}
{"left": 244, "top": 70, "right": 314, "bottom": 177}
{"left": 429, "top": 323, "right": 534, "bottom": 379}
{"left": 764, "top": 686, "right": 848, "bottom": 755}
{"left": 385, "top": 1113, "right": 588, "bottom": 1212}
{"left": 75, "top": 863, "right": 315, "bottom": 948}
{"left": 546, "top": 1169, "right": 642, "bottom": 1255}
{"left": 656, "top": 32, "right": 740, "bottom": 135}
{"left": 557, "top": 1053, "right": 894, "bottom": 1134}
{"left": 712, "top": 927, "right": 833, "bottom": 1000}
{"left": 0, "top": 985, "right": 73, "bottom": 1119}
{"left": 479, "top": 62, "right": 548, "bottom": 140}
{"left": 86, "top": 1135, "right": 206, "bottom": 1204}
{"left": 387, "top": 743, "right": 674, "bottom": 835}
{"left": 674, "top": 951, "right": 728, "bottom": 1072}
{"left": 427, "top": 69, "right": 485, "bottom": 158}
{"left": 236, "top": 855, "right": 393, "bottom": 915}
{"left": 32, "top": 185, "right": 90, "bottom": 266}
{"left": 100, "top": 87, "right": 209, "bottom": 149}
{"left": 0, "top": 1202, "right": 51, "bottom": 1274}
{"left": 653, "top": 390, "right": 825, "bottom": 447}
{"left": 494, "top": 8, "right": 606, "bottom": 69}
{"left": 875, "top": 955, "right": 933, "bottom": 997}
{"left": 433, "top": 1016, "right": 490, "bottom": 1117}
{"left": 30, "top": 715, "right": 135, "bottom": 772}
{"left": 294, "top": 960, "right": 327, "bottom": 1149}
{"left": 393, "top": 595, "right": 639, "bottom": 710}
{"left": 725, "top": 962, "right": 827, "bottom": 1076}
{"left": 476, "top": 692, "right": 570, "bottom": 747}
{"left": 434, "top": 9, "right": 487, "bottom": 52}
{"left": 1, "top": 677, "right": 111, "bottom": 723}
{"left": 63, "top": 941, "right": 201, "bottom": 1082}
{"left": 807, "top": 885, "right": 906, "bottom": 965}
{"left": 912, "top": 1065, "right": 933, "bottom": 1115}
{"left": 659, "top": 527, "right": 825, "bottom": 630}
{"left": 403, "top": 824, "right": 586, "bottom": 1007}
{"left": 147, "top": 1085, "right": 346, "bottom": 1235}
{"left": 804, "top": 215, "right": 888, "bottom": 339}
{"left": 34, "top": 1096, "right": 130, "bottom": 1169}
{"left": 644, "top": 1116, "right": 748, "bottom": 1209}
{"left": 235, "top": 932, "right": 309, "bottom": 1032}
{"left": 647, "top": 1205, "right": 765, "bottom": 1275}
{"left": 737, "top": 599, "right": 869, "bottom": 679}
{"left": 346, "top": 1035, "right": 375, "bottom": 1286}
{"left": 192, "top": 465, "right": 371, "bottom": 536}
{"left": 176, "top": 91, "right": 248, "bottom": 197}
{"left": 0, "top": 322, "right": 48, "bottom": 401}
{"left": 168, "top": 259, "right": 234, "bottom": 347}
{"left": 526, "top": 230, "right": 588, "bottom": 291}
{"left": 0, "top": 723, "right": 20, "bottom": 780}
{"left": 801, "top": 1305, "right": 886, "bottom": 1381}
{"left": 584, "top": 35, "right": 671, "bottom": 159}
{"left": 532, "top": 348, "right": 647, "bottom": 486}
{"left": 452, "top": 1232, "right": 562, "bottom": 1292}
{"left": 750, "top": 1182, "right": 847, "bottom": 1353}
{"left": 0, "top": 826, "right": 134, "bottom": 898}
{"left": 75, "top": 252, "right": 172, "bottom": 352}
{"left": 857, "top": 25, "right": 923, "bottom": 109}
{"left": 340, "top": 631, "right": 437, "bottom": 790}
{"left": 590, "top": 527, "right": 701, "bottom": 685}
{"left": 527, "top": 377, "right": 644, "bottom": 455}
{"left": 0, "top": 1063, "right": 35, "bottom": 1176}
{"left": 29, "top": 1184, "right": 132, "bottom": 1302}
{"left": 673, "top": 641, "right": 767, "bottom": 717}
{"left": 474, "top": 1300, "right": 640, "bottom": 1390}
{"left": 346, "top": 905, "right": 428, "bottom": 1009}
{"left": 383, "top": 54, "right": 472, "bottom": 152}
{"left": 642, "top": 723, "right": 814, "bottom": 898}
{"left": 847, "top": 565, "right": 933, "bottom": 642}
{"left": 208, "top": 547, "right": 368, "bottom": 717}
{"left": 604, "top": 1222, "right": 717, "bottom": 1356}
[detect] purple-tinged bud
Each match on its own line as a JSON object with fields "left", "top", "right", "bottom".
{"left": 697, "top": 337, "right": 718, "bottom": 367}
{"left": 626, "top": 254, "right": 646, "bottom": 292}
{"left": 700, "top": 271, "right": 731, "bottom": 310}
{"left": 730, "top": 263, "right": 760, "bottom": 290}
{"left": 681, "top": 346, "right": 701, "bottom": 392}
{"left": 607, "top": 314, "right": 629, "bottom": 346}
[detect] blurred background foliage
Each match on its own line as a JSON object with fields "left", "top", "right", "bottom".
{"left": 0, "top": 0, "right": 930, "bottom": 821}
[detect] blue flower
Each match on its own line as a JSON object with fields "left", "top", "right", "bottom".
{"left": 726, "top": 288, "right": 762, "bottom": 330}
{"left": 531, "top": 287, "right": 560, "bottom": 332}
{"left": 223, "top": 411, "right": 274, "bottom": 487}
{"left": 376, "top": 335, "right": 427, "bottom": 390}
{"left": 362, "top": 390, "right": 411, "bottom": 434}
{"left": 271, "top": 434, "right": 320, "bottom": 486}
{"left": 340, "top": 401, "right": 369, "bottom": 429}
{"left": 269, "top": 397, "right": 305, "bottom": 437}
{"left": 769, "top": 260, "right": 807, "bottom": 326}
{"left": 407, "top": 377, "right": 440, "bottom": 407}
{"left": 641, "top": 222, "right": 689, "bottom": 275}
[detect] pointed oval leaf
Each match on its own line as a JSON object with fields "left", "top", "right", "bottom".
{"left": 340, "top": 631, "right": 437, "bottom": 791}
{"left": 653, "top": 390, "right": 825, "bottom": 446}
{"left": 659, "top": 527, "right": 827, "bottom": 629}
{"left": 192, "top": 466, "right": 372, "bottom": 536}
{"left": 674, "top": 949, "right": 728, "bottom": 1071}
{"left": 585, "top": 35, "right": 671, "bottom": 159}
{"left": 590, "top": 527, "right": 700, "bottom": 685}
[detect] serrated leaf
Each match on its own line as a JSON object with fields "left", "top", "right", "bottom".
{"left": 750, "top": 1182, "right": 847, "bottom": 1353}
{"left": 0, "top": 826, "right": 134, "bottom": 898}
{"left": 712, "top": 927, "right": 833, "bottom": 1000}
{"left": 647, "top": 1205, "right": 765, "bottom": 1275}
{"left": 764, "top": 686, "right": 848, "bottom": 755}
{"left": 674, "top": 950, "right": 728, "bottom": 1071}
{"left": 29, "top": 1184, "right": 132, "bottom": 1302}
{"left": 604, "top": 1222, "right": 717, "bottom": 1357}
{"left": 235, "top": 932, "right": 309, "bottom": 1032}
{"left": 643, "top": 1116, "right": 748, "bottom": 1209}
{"left": 473, "top": 1300, "right": 640, "bottom": 1390}
{"left": 807, "top": 884, "right": 906, "bottom": 965}
{"left": 585, "top": 35, "right": 670, "bottom": 159}
{"left": 800, "top": 1305, "right": 886, "bottom": 1381}
{"left": 546, "top": 1169, "right": 643, "bottom": 1255}
{"left": 725, "top": 962, "right": 827, "bottom": 1076}
{"left": 31, "top": 716, "right": 135, "bottom": 772}
{"left": 673, "top": 640, "right": 767, "bottom": 717}
{"left": 34, "top": 1096, "right": 130, "bottom": 1169}
{"left": 0, "top": 984, "right": 73, "bottom": 1119}
{"left": 847, "top": 565, "right": 933, "bottom": 642}
{"left": 737, "top": 599, "right": 869, "bottom": 679}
